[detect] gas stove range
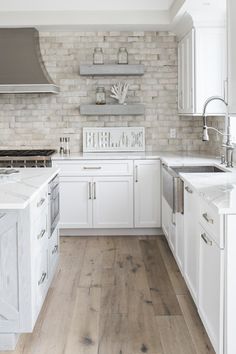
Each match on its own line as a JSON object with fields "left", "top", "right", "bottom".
{"left": 0, "top": 149, "right": 56, "bottom": 168}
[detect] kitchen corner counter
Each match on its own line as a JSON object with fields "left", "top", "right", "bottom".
{"left": 180, "top": 171, "right": 236, "bottom": 215}
{"left": 0, "top": 167, "right": 59, "bottom": 209}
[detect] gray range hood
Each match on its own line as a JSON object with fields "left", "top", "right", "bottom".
{"left": 0, "top": 28, "right": 59, "bottom": 94}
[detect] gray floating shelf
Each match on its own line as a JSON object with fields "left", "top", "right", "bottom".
{"left": 80, "top": 104, "right": 145, "bottom": 116}
{"left": 79, "top": 64, "right": 145, "bottom": 76}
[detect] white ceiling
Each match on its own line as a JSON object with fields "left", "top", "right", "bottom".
{"left": 0, "top": 0, "right": 175, "bottom": 12}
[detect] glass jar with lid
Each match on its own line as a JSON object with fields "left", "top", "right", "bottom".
{"left": 93, "top": 47, "right": 104, "bottom": 65}
{"left": 118, "top": 47, "right": 128, "bottom": 64}
{"left": 96, "top": 87, "right": 106, "bottom": 105}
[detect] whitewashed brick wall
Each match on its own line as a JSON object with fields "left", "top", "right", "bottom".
{"left": 0, "top": 31, "right": 206, "bottom": 153}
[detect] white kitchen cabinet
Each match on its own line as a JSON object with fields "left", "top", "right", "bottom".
{"left": 0, "top": 212, "right": 20, "bottom": 333}
{"left": 198, "top": 226, "right": 224, "bottom": 354}
{"left": 178, "top": 27, "right": 226, "bottom": 115}
{"left": 60, "top": 175, "right": 133, "bottom": 229}
{"left": 227, "top": 0, "right": 236, "bottom": 114}
{"left": 93, "top": 177, "right": 133, "bottom": 228}
{"left": 134, "top": 160, "right": 161, "bottom": 228}
{"left": 184, "top": 184, "right": 199, "bottom": 303}
{"left": 178, "top": 29, "right": 195, "bottom": 115}
{"left": 60, "top": 176, "right": 93, "bottom": 228}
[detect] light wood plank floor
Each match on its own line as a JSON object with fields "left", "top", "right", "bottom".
{"left": 4, "top": 236, "right": 215, "bottom": 354}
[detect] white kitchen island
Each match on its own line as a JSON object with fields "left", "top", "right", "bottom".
{"left": 0, "top": 168, "right": 59, "bottom": 351}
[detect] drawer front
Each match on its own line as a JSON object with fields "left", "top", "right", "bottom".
{"left": 34, "top": 248, "right": 48, "bottom": 317}
{"left": 48, "top": 228, "right": 59, "bottom": 277}
{"left": 32, "top": 209, "right": 48, "bottom": 247}
{"left": 53, "top": 160, "right": 133, "bottom": 176}
{"left": 30, "top": 186, "right": 48, "bottom": 221}
{"left": 199, "top": 199, "right": 223, "bottom": 248}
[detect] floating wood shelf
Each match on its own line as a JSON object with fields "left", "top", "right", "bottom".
{"left": 79, "top": 64, "right": 145, "bottom": 76}
{"left": 80, "top": 104, "right": 145, "bottom": 116}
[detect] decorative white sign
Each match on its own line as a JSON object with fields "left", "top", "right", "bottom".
{"left": 83, "top": 127, "right": 145, "bottom": 152}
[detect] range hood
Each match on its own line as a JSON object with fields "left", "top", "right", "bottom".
{"left": 0, "top": 28, "right": 59, "bottom": 93}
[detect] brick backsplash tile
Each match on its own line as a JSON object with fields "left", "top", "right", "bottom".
{"left": 0, "top": 31, "right": 212, "bottom": 153}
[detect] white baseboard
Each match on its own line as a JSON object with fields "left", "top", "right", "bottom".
{"left": 0, "top": 333, "right": 20, "bottom": 351}
{"left": 59, "top": 227, "right": 163, "bottom": 236}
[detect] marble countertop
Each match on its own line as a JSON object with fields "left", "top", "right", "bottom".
{"left": 52, "top": 150, "right": 220, "bottom": 162}
{"left": 1, "top": 150, "right": 235, "bottom": 214}
{"left": 52, "top": 150, "right": 236, "bottom": 214}
{"left": 0, "top": 167, "right": 59, "bottom": 210}
{"left": 180, "top": 171, "right": 236, "bottom": 214}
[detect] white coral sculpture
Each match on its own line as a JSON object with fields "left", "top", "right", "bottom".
{"left": 110, "top": 82, "right": 129, "bottom": 104}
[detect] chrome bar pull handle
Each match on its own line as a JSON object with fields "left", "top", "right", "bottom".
{"left": 201, "top": 233, "right": 212, "bottom": 246}
{"left": 83, "top": 166, "right": 102, "bottom": 170}
{"left": 37, "top": 229, "right": 46, "bottom": 240}
{"left": 93, "top": 182, "right": 96, "bottom": 200}
{"left": 135, "top": 165, "right": 138, "bottom": 183}
{"left": 202, "top": 213, "right": 214, "bottom": 224}
{"left": 37, "top": 198, "right": 46, "bottom": 208}
{"left": 88, "top": 182, "right": 92, "bottom": 200}
{"left": 52, "top": 245, "right": 58, "bottom": 255}
{"left": 185, "top": 186, "right": 193, "bottom": 194}
{"left": 38, "top": 272, "right": 47, "bottom": 286}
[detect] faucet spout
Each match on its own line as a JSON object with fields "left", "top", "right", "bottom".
{"left": 201, "top": 96, "right": 234, "bottom": 167}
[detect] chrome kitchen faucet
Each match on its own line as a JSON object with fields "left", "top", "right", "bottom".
{"left": 202, "top": 96, "right": 234, "bottom": 168}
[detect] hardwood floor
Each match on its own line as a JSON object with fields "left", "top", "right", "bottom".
{"left": 5, "top": 236, "right": 215, "bottom": 354}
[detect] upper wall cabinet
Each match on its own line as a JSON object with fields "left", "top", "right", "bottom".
{"left": 178, "top": 26, "right": 227, "bottom": 116}
{"left": 227, "top": 0, "right": 236, "bottom": 115}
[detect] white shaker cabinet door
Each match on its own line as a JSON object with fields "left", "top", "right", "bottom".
{"left": 184, "top": 184, "right": 199, "bottom": 304}
{"left": 178, "top": 29, "right": 195, "bottom": 115}
{"left": 134, "top": 160, "right": 161, "bottom": 228}
{"left": 0, "top": 212, "right": 20, "bottom": 332}
{"left": 92, "top": 176, "right": 133, "bottom": 228}
{"left": 228, "top": 0, "right": 236, "bottom": 114}
{"left": 198, "top": 226, "right": 224, "bottom": 354}
{"left": 59, "top": 176, "right": 93, "bottom": 228}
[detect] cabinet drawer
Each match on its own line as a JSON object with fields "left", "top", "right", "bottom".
{"left": 30, "top": 186, "right": 48, "bottom": 221}
{"left": 199, "top": 198, "right": 224, "bottom": 248}
{"left": 48, "top": 228, "right": 59, "bottom": 276}
{"left": 198, "top": 225, "right": 224, "bottom": 354}
{"left": 32, "top": 209, "right": 48, "bottom": 247}
{"left": 53, "top": 160, "right": 133, "bottom": 176}
{"left": 34, "top": 248, "right": 48, "bottom": 317}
